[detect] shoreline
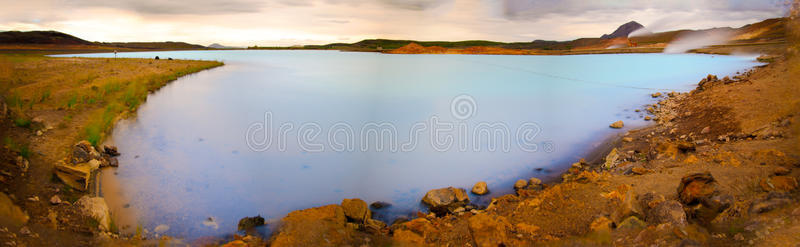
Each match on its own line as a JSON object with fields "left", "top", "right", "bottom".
{"left": 252, "top": 51, "right": 800, "bottom": 246}
{"left": 0, "top": 46, "right": 795, "bottom": 245}
{"left": 0, "top": 54, "right": 223, "bottom": 245}
{"left": 80, "top": 50, "right": 756, "bottom": 243}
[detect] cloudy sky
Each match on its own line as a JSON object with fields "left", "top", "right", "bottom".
{"left": 0, "top": 0, "right": 789, "bottom": 46}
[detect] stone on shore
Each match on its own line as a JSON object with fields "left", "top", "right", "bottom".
{"left": 677, "top": 172, "right": 717, "bottom": 205}
{"left": 370, "top": 201, "right": 391, "bottom": 209}
{"left": 76, "top": 196, "right": 111, "bottom": 231}
{"left": 49, "top": 195, "right": 62, "bottom": 205}
{"left": 55, "top": 159, "right": 96, "bottom": 191}
{"left": 421, "top": 187, "right": 469, "bottom": 214}
{"left": 72, "top": 140, "right": 101, "bottom": 164}
{"left": 341, "top": 198, "right": 371, "bottom": 223}
{"left": 676, "top": 172, "right": 732, "bottom": 224}
{"left": 103, "top": 145, "right": 120, "bottom": 156}
{"left": 513, "top": 179, "right": 528, "bottom": 190}
{"left": 238, "top": 215, "right": 265, "bottom": 231}
{"left": 610, "top": 121, "right": 624, "bottom": 129}
{"left": 472, "top": 181, "right": 489, "bottom": 195}
{"left": 528, "top": 177, "right": 541, "bottom": 186}
{"left": 645, "top": 200, "right": 687, "bottom": 226}
{"left": 603, "top": 148, "right": 621, "bottom": 169}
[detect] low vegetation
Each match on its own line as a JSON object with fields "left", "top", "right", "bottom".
{"left": 1, "top": 54, "right": 223, "bottom": 145}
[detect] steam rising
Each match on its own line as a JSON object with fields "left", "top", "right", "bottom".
{"left": 663, "top": 29, "right": 733, "bottom": 53}
{"left": 628, "top": 27, "right": 652, "bottom": 38}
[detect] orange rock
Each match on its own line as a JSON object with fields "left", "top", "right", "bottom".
{"left": 269, "top": 204, "right": 350, "bottom": 246}
{"left": 467, "top": 214, "right": 512, "bottom": 247}
{"left": 751, "top": 149, "right": 790, "bottom": 166}
{"left": 392, "top": 229, "right": 426, "bottom": 245}
{"left": 677, "top": 172, "right": 717, "bottom": 205}
{"left": 631, "top": 167, "right": 653, "bottom": 175}
{"left": 221, "top": 240, "right": 246, "bottom": 247}
{"left": 684, "top": 154, "right": 699, "bottom": 164}
{"left": 589, "top": 216, "right": 613, "bottom": 232}
{"left": 760, "top": 176, "right": 798, "bottom": 192}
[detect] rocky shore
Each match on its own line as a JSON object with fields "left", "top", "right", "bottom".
{"left": 223, "top": 50, "right": 800, "bottom": 246}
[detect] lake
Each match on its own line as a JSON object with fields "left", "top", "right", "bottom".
{"left": 55, "top": 50, "right": 760, "bottom": 239}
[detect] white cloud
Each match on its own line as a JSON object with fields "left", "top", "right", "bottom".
{"left": 0, "top": 0, "right": 788, "bottom": 46}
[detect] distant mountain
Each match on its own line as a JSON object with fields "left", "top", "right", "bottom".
{"left": 208, "top": 43, "right": 238, "bottom": 49}
{"left": 0, "top": 31, "right": 93, "bottom": 45}
{"left": 95, "top": 41, "right": 207, "bottom": 50}
{"left": 601, "top": 21, "right": 645, "bottom": 39}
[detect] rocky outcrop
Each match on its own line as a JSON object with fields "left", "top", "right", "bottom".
{"left": 421, "top": 187, "right": 469, "bottom": 215}
{"left": 76, "top": 196, "right": 111, "bottom": 231}
{"left": 609, "top": 120, "right": 624, "bottom": 129}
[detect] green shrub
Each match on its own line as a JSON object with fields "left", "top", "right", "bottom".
{"left": 66, "top": 94, "right": 78, "bottom": 109}
{"left": 13, "top": 117, "right": 31, "bottom": 128}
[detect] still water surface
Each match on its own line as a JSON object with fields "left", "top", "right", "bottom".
{"left": 56, "top": 51, "right": 759, "bottom": 238}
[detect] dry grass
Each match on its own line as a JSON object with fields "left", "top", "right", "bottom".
{"left": 1, "top": 54, "right": 223, "bottom": 145}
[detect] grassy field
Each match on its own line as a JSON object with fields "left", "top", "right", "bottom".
{"left": 1, "top": 54, "right": 223, "bottom": 146}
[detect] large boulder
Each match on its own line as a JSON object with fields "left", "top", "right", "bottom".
{"left": 55, "top": 159, "right": 98, "bottom": 191}
{"left": 677, "top": 172, "right": 731, "bottom": 224}
{"left": 677, "top": 172, "right": 717, "bottom": 205}
{"left": 609, "top": 121, "right": 624, "bottom": 129}
{"left": 269, "top": 205, "right": 350, "bottom": 246}
{"left": 421, "top": 187, "right": 469, "bottom": 215}
{"left": 341, "top": 198, "right": 371, "bottom": 223}
{"left": 76, "top": 196, "right": 111, "bottom": 231}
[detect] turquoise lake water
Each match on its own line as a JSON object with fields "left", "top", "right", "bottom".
{"left": 55, "top": 51, "right": 760, "bottom": 239}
